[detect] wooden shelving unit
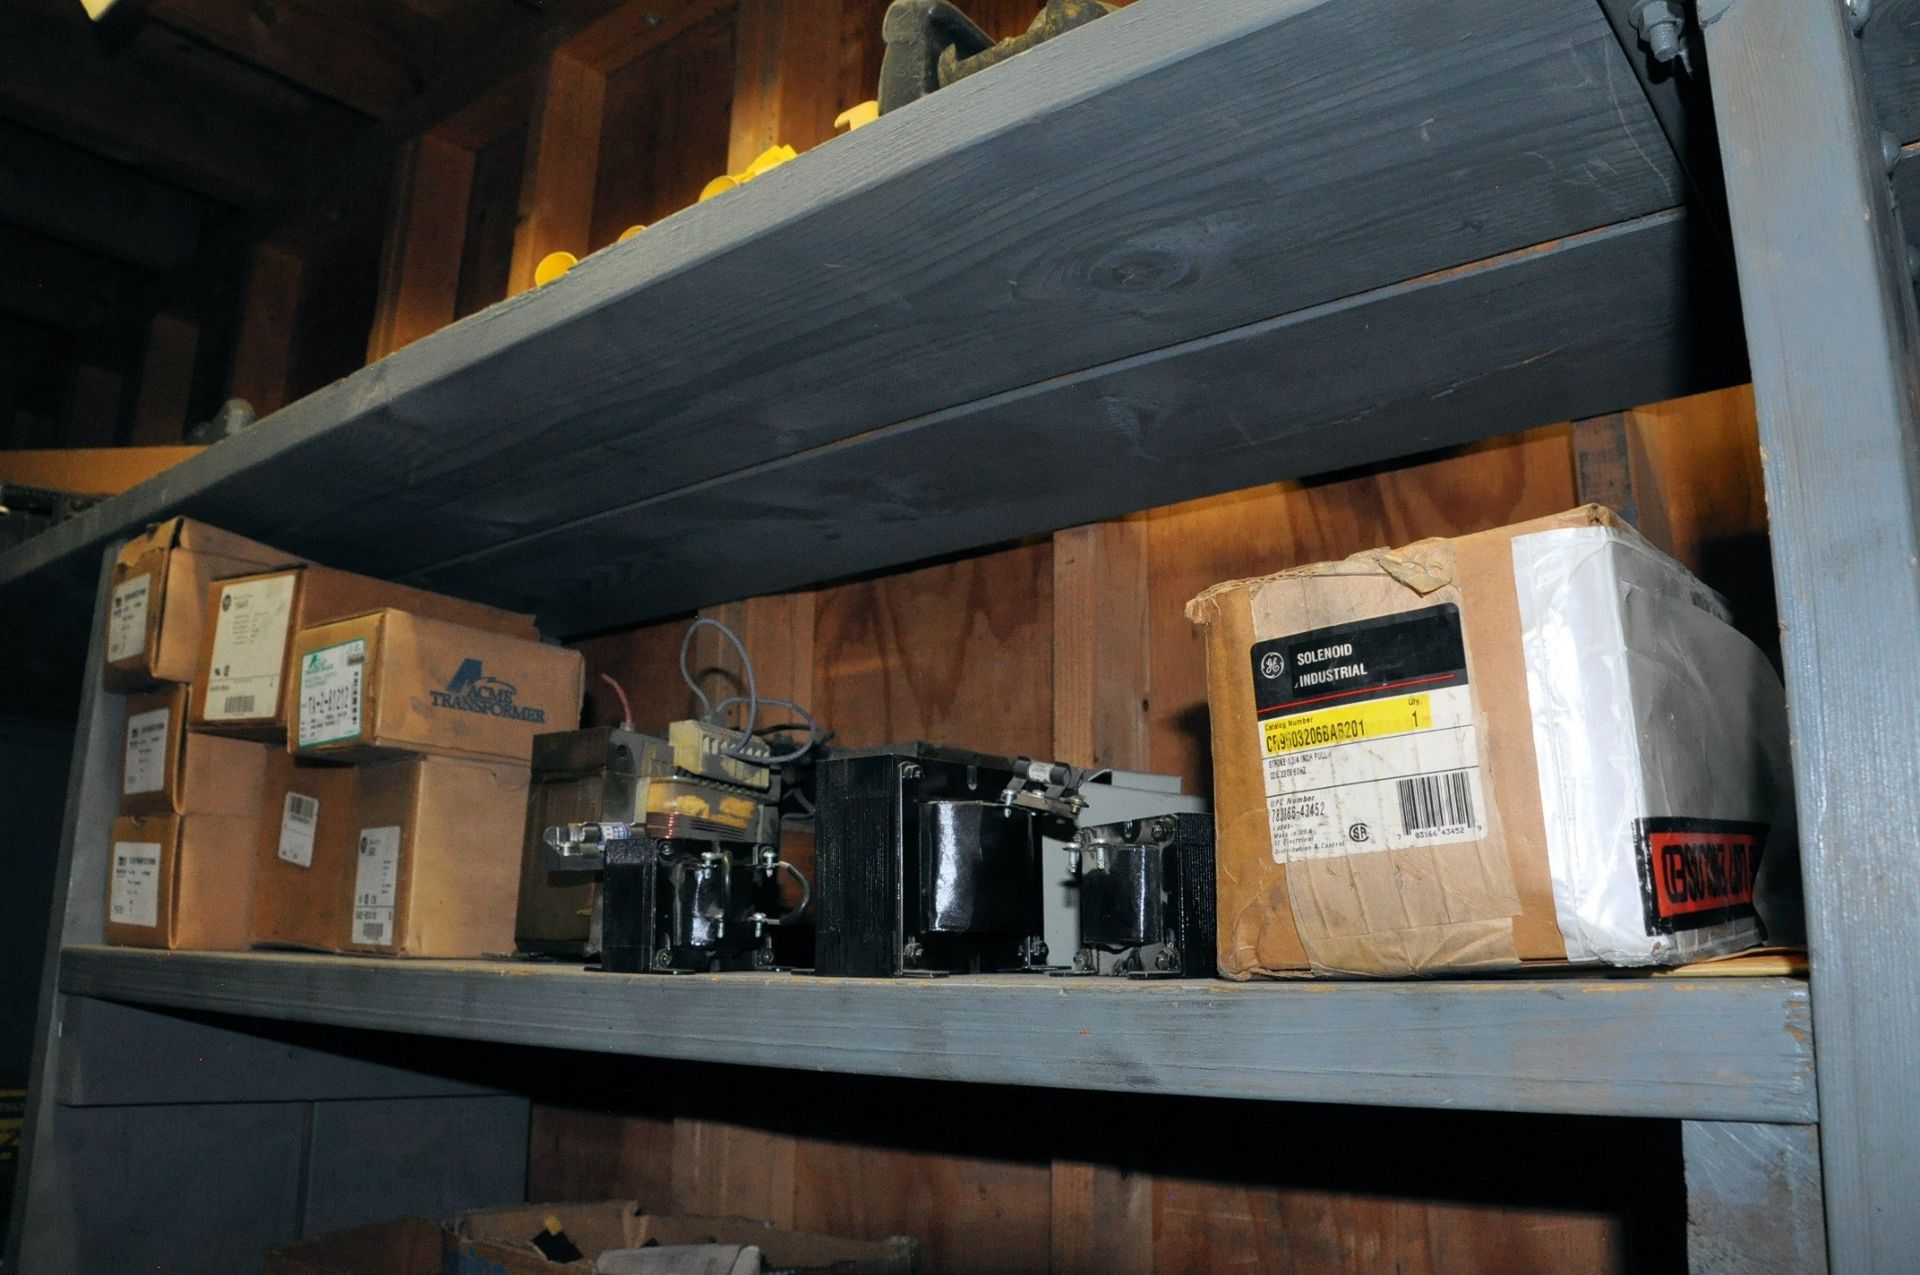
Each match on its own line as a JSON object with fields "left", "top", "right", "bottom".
{"left": 7, "top": 0, "right": 1920, "bottom": 1270}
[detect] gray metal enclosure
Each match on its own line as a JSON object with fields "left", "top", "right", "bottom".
{"left": 6, "top": 0, "right": 1920, "bottom": 1270}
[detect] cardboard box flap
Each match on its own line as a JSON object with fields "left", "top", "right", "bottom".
{"left": 451, "top": 1203, "right": 916, "bottom": 1273}
{"left": 1185, "top": 505, "right": 1619, "bottom": 624}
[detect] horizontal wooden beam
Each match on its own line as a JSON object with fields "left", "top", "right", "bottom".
{"left": 142, "top": 0, "right": 425, "bottom": 119}
{"left": 0, "top": 119, "right": 201, "bottom": 271}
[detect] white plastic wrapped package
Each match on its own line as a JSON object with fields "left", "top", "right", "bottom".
{"left": 1512, "top": 523, "right": 1795, "bottom": 966}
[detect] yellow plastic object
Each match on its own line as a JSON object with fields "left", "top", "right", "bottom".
{"left": 835, "top": 101, "right": 879, "bottom": 132}
{"left": 698, "top": 144, "right": 799, "bottom": 202}
{"left": 617, "top": 225, "right": 647, "bottom": 243}
{"left": 533, "top": 251, "right": 578, "bottom": 286}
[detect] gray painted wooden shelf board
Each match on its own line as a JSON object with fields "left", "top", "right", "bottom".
{"left": 59, "top": 945, "right": 1816, "bottom": 1123}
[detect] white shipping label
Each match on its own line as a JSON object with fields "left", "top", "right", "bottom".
{"left": 1251, "top": 604, "right": 1487, "bottom": 862}
{"left": 297, "top": 639, "right": 365, "bottom": 747}
{"left": 122, "top": 706, "right": 171, "bottom": 796}
{"left": 110, "top": 840, "right": 162, "bottom": 928}
{"left": 277, "top": 791, "right": 320, "bottom": 867}
{"left": 107, "top": 574, "right": 152, "bottom": 663}
{"left": 352, "top": 825, "right": 401, "bottom": 946}
{"left": 203, "top": 574, "right": 297, "bottom": 721}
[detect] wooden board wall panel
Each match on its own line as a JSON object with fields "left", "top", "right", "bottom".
{"left": 457, "top": 123, "right": 532, "bottom": 321}
{"left": 509, "top": 51, "right": 608, "bottom": 296}
{"left": 793, "top": 1137, "right": 1053, "bottom": 1275}
{"left": 590, "top": 8, "right": 738, "bottom": 250}
{"left": 571, "top": 617, "right": 700, "bottom": 732}
{"left": 1051, "top": 519, "right": 1150, "bottom": 770}
{"left": 813, "top": 541, "right": 1054, "bottom": 757}
{"left": 730, "top": 0, "right": 852, "bottom": 165}
{"left": 227, "top": 245, "right": 303, "bottom": 417}
{"left": 527, "top": 1105, "right": 676, "bottom": 1211}
{"left": 1141, "top": 426, "right": 1576, "bottom": 792}
{"left": 63, "top": 366, "right": 124, "bottom": 448}
{"left": 0, "top": 226, "right": 120, "bottom": 332}
{"left": 671, "top": 1119, "right": 799, "bottom": 1226}
{"left": 129, "top": 314, "right": 199, "bottom": 445}
{"left": 564, "top": 0, "right": 742, "bottom": 76}
{"left": 368, "top": 135, "right": 478, "bottom": 360}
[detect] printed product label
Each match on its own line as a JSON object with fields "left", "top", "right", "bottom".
{"left": 110, "top": 841, "right": 162, "bottom": 928}
{"left": 352, "top": 825, "right": 401, "bottom": 946}
{"left": 278, "top": 792, "right": 320, "bottom": 867}
{"left": 1251, "top": 604, "right": 1485, "bottom": 862}
{"left": 107, "top": 574, "right": 152, "bottom": 663}
{"left": 1634, "top": 818, "right": 1766, "bottom": 933}
{"left": 204, "top": 575, "right": 297, "bottom": 721}
{"left": 298, "top": 639, "right": 365, "bottom": 747}
{"left": 122, "top": 706, "right": 171, "bottom": 796}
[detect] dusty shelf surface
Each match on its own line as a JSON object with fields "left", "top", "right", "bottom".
{"left": 60, "top": 945, "right": 1815, "bottom": 1122}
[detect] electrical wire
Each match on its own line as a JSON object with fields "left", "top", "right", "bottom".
{"left": 677, "top": 616, "right": 823, "bottom": 762}
{"left": 712, "top": 694, "right": 820, "bottom": 764}
{"left": 598, "top": 673, "right": 634, "bottom": 730}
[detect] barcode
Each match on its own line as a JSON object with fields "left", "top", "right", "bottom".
{"left": 359, "top": 923, "right": 385, "bottom": 942}
{"left": 222, "top": 694, "right": 256, "bottom": 715}
{"left": 286, "top": 794, "right": 318, "bottom": 822}
{"left": 1398, "top": 770, "right": 1476, "bottom": 833}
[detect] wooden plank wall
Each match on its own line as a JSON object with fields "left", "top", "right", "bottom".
{"left": 538, "top": 383, "right": 1764, "bottom": 1274}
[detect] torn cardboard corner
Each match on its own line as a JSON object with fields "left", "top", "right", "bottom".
{"left": 103, "top": 516, "right": 297, "bottom": 690}
{"left": 1191, "top": 504, "right": 1788, "bottom": 978}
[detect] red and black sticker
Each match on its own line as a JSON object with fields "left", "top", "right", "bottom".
{"left": 1633, "top": 817, "right": 1766, "bottom": 934}
{"left": 1250, "top": 603, "right": 1467, "bottom": 718}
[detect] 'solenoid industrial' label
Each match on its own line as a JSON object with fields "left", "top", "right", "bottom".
{"left": 298, "top": 639, "right": 365, "bottom": 746}
{"left": 353, "top": 825, "right": 401, "bottom": 946}
{"left": 205, "top": 575, "right": 297, "bottom": 721}
{"left": 1250, "top": 604, "right": 1486, "bottom": 862}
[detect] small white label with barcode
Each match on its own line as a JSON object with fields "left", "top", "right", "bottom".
{"left": 110, "top": 841, "right": 162, "bottom": 928}
{"left": 278, "top": 791, "right": 320, "bottom": 867}
{"left": 352, "top": 825, "right": 401, "bottom": 946}
{"left": 122, "top": 706, "right": 170, "bottom": 796}
{"left": 297, "top": 639, "right": 364, "bottom": 747}
{"left": 204, "top": 574, "right": 297, "bottom": 721}
{"left": 107, "top": 574, "right": 152, "bottom": 663}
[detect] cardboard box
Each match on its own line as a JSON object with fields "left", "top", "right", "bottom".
{"left": 261, "top": 1217, "right": 444, "bottom": 1275}
{"left": 1186, "top": 506, "right": 1794, "bottom": 978}
{"left": 120, "top": 684, "right": 272, "bottom": 817}
{"left": 347, "top": 755, "right": 529, "bottom": 956}
{"left": 250, "top": 750, "right": 358, "bottom": 951}
{"left": 190, "top": 565, "right": 538, "bottom": 739}
{"left": 449, "top": 1202, "right": 917, "bottom": 1275}
{"left": 292, "top": 608, "right": 583, "bottom": 765}
{"left": 106, "top": 812, "right": 257, "bottom": 950}
{"left": 102, "top": 517, "right": 293, "bottom": 690}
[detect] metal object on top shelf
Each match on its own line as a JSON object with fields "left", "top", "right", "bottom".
{"left": 0, "top": 481, "right": 101, "bottom": 552}
{"left": 1060, "top": 811, "right": 1215, "bottom": 979}
{"left": 813, "top": 744, "right": 1091, "bottom": 977}
{"left": 878, "top": 0, "right": 1115, "bottom": 114}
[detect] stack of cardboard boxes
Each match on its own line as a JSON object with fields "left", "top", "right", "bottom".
{"left": 104, "top": 518, "right": 583, "bottom": 957}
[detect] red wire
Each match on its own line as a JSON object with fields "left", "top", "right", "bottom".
{"left": 599, "top": 673, "right": 634, "bottom": 729}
